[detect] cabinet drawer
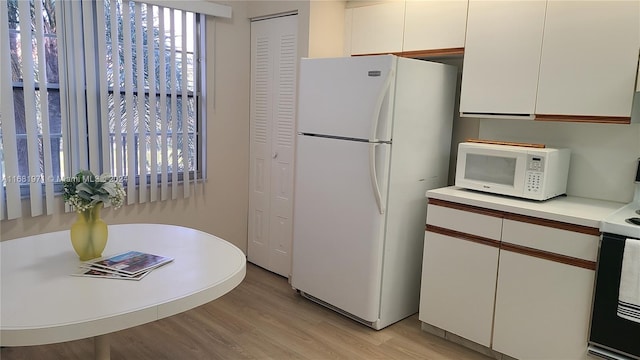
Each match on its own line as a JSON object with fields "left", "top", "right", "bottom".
{"left": 426, "top": 204, "right": 502, "bottom": 241}
{"left": 502, "top": 219, "right": 599, "bottom": 262}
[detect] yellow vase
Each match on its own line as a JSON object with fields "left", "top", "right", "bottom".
{"left": 70, "top": 203, "right": 108, "bottom": 261}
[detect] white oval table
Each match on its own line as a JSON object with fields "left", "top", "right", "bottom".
{"left": 0, "top": 224, "right": 246, "bottom": 359}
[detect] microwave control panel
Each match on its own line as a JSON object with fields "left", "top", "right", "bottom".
{"left": 525, "top": 156, "right": 545, "bottom": 193}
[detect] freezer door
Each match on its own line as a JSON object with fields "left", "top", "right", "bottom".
{"left": 297, "top": 55, "right": 396, "bottom": 141}
{"left": 291, "top": 135, "right": 390, "bottom": 322}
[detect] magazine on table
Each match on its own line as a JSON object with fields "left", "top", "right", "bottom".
{"left": 80, "top": 250, "right": 174, "bottom": 276}
{"left": 72, "top": 266, "right": 151, "bottom": 280}
{"left": 78, "top": 261, "right": 154, "bottom": 278}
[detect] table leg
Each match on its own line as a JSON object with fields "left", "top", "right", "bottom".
{"left": 94, "top": 334, "right": 111, "bottom": 360}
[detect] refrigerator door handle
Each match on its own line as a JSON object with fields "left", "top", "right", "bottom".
{"left": 369, "top": 143, "right": 385, "bottom": 215}
{"left": 369, "top": 68, "right": 395, "bottom": 142}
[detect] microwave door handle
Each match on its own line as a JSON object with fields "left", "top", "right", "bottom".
{"left": 369, "top": 68, "right": 394, "bottom": 142}
{"left": 369, "top": 142, "right": 385, "bottom": 215}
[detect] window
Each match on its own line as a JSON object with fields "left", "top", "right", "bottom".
{"left": 0, "top": 0, "right": 214, "bottom": 220}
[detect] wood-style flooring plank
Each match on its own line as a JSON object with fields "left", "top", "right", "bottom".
{"left": 1, "top": 263, "right": 491, "bottom": 360}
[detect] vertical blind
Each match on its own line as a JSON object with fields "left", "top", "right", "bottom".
{"left": 98, "top": 0, "right": 201, "bottom": 205}
{"left": 0, "top": 0, "right": 230, "bottom": 220}
{"left": 0, "top": 2, "right": 22, "bottom": 220}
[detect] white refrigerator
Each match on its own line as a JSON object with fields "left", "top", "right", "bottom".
{"left": 291, "top": 55, "right": 457, "bottom": 330}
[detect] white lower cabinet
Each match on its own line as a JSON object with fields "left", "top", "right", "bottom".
{"left": 420, "top": 202, "right": 502, "bottom": 346}
{"left": 420, "top": 199, "right": 599, "bottom": 359}
{"left": 492, "top": 219, "right": 598, "bottom": 360}
{"left": 420, "top": 230, "right": 499, "bottom": 346}
{"left": 492, "top": 250, "right": 595, "bottom": 360}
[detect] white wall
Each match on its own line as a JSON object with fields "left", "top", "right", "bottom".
{"left": 309, "top": 1, "right": 346, "bottom": 58}
{"left": 432, "top": 57, "right": 480, "bottom": 185}
{"left": 478, "top": 120, "right": 640, "bottom": 203}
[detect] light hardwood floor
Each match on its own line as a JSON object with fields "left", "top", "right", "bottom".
{"left": 1, "top": 263, "right": 491, "bottom": 359}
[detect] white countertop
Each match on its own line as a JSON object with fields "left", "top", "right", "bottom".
{"left": 426, "top": 186, "right": 625, "bottom": 228}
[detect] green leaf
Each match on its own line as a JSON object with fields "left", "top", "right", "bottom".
{"left": 76, "top": 191, "right": 93, "bottom": 201}
{"left": 101, "top": 182, "right": 117, "bottom": 196}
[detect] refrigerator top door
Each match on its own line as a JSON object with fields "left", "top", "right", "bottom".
{"left": 297, "top": 55, "right": 396, "bottom": 142}
{"left": 291, "top": 134, "right": 391, "bottom": 322}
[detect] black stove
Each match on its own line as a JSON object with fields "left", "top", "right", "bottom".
{"left": 589, "top": 201, "right": 640, "bottom": 360}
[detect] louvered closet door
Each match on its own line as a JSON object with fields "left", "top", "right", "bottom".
{"left": 248, "top": 14, "right": 298, "bottom": 277}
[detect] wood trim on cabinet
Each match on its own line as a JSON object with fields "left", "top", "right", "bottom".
{"left": 503, "top": 212, "right": 600, "bottom": 236}
{"left": 399, "top": 48, "right": 465, "bottom": 58}
{"left": 535, "top": 114, "right": 631, "bottom": 124}
{"left": 427, "top": 198, "right": 504, "bottom": 218}
{"left": 426, "top": 224, "right": 501, "bottom": 248}
{"left": 352, "top": 52, "right": 403, "bottom": 57}
{"left": 500, "top": 242, "right": 596, "bottom": 270}
{"left": 351, "top": 47, "right": 464, "bottom": 59}
{"left": 465, "top": 138, "right": 546, "bottom": 148}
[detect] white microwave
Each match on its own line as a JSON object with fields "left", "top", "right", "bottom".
{"left": 455, "top": 142, "right": 571, "bottom": 201}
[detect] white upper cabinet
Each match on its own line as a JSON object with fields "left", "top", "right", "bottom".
{"left": 459, "top": 0, "right": 546, "bottom": 117}
{"left": 535, "top": 0, "right": 640, "bottom": 120}
{"left": 403, "top": 0, "right": 468, "bottom": 53}
{"left": 349, "top": 1, "right": 406, "bottom": 55}
{"left": 460, "top": 0, "right": 640, "bottom": 122}
{"left": 347, "top": 0, "right": 469, "bottom": 56}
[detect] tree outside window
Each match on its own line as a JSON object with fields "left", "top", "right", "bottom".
{"left": 3, "top": 0, "right": 201, "bottom": 193}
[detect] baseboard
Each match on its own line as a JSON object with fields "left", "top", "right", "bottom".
{"left": 419, "top": 322, "right": 511, "bottom": 360}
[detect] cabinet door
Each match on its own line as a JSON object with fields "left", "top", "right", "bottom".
{"left": 403, "top": 0, "right": 468, "bottom": 52}
{"left": 459, "top": 0, "right": 546, "bottom": 116}
{"left": 493, "top": 250, "right": 594, "bottom": 359}
{"left": 350, "top": 1, "right": 405, "bottom": 55}
{"left": 536, "top": 0, "right": 640, "bottom": 119}
{"left": 420, "top": 230, "right": 499, "bottom": 347}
